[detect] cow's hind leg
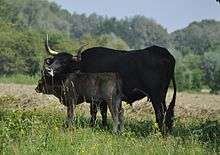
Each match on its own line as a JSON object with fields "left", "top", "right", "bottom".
{"left": 151, "top": 95, "right": 165, "bottom": 133}
{"left": 100, "top": 101, "right": 108, "bottom": 128}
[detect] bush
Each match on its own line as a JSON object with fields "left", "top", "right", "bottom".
{"left": 202, "top": 52, "right": 220, "bottom": 94}
{"left": 175, "top": 54, "right": 204, "bottom": 91}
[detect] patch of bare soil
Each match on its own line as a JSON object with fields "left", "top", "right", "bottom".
{"left": 0, "top": 83, "right": 219, "bottom": 117}
{"left": 130, "top": 89, "right": 220, "bottom": 118}
{"left": 0, "top": 83, "right": 60, "bottom": 108}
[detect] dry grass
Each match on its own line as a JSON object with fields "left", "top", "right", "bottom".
{"left": 0, "top": 83, "right": 220, "bottom": 117}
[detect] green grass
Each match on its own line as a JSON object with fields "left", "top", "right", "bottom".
{"left": 0, "top": 107, "right": 219, "bottom": 155}
{"left": 0, "top": 74, "right": 39, "bottom": 85}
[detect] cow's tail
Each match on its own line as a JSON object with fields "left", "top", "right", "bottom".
{"left": 165, "top": 74, "right": 176, "bottom": 132}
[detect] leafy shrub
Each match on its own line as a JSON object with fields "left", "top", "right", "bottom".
{"left": 175, "top": 54, "right": 204, "bottom": 91}
{"left": 202, "top": 52, "right": 220, "bottom": 94}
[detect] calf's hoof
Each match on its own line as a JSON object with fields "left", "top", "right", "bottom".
{"left": 63, "top": 120, "right": 74, "bottom": 129}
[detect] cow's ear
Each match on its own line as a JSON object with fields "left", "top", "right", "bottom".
{"left": 44, "top": 58, "right": 53, "bottom": 65}
{"left": 75, "top": 70, "right": 80, "bottom": 73}
{"left": 72, "top": 56, "right": 80, "bottom": 62}
{"left": 76, "top": 43, "right": 87, "bottom": 61}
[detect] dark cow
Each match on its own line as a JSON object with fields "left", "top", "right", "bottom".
{"left": 43, "top": 35, "right": 176, "bottom": 133}
{"left": 42, "top": 50, "right": 109, "bottom": 128}
{"left": 35, "top": 72, "right": 124, "bottom": 133}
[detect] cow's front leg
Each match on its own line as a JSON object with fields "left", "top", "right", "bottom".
{"left": 65, "top": 103, "right": 75, "bottom": 128}
{"left": 90, "top": 102, "right": 97, "bottom": 127}
{"left": 100, "top": 101, "right": 108, "bottom": 128}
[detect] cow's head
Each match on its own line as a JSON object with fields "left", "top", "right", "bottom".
{"left": 43, "top": 34, "right": 87, "bottom": 77}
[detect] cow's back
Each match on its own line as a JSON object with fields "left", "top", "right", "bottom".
{"left": 81, "top": 46, "right": 174, "bottom": 72}
{"left": 81, "top": 47, "right": 123, "bottom": 73}
{"left": 80, "top": 46, "right": 175, "bottom": 103}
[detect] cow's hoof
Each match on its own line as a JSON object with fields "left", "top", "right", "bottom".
{"left": 63, "top": 120, "right": 74, "bottom": 129}
{"left": 90, "top": 121, "right": 96, "bottom": 128}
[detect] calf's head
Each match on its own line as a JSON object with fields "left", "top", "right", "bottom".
{"left": 35, "top": 76, "right": 59, "bottom": 95}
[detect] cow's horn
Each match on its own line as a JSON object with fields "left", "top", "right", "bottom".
{"left": 77, "top": 43, "right": 88, "bottom": 61}
{"left": 45, "top": 34, "right": 59, "bottom": 55}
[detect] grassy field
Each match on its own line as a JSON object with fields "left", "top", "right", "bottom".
{"left": 0, "top": 74, "right": 39, "bottom": 85}
{"left": 0, "top": 83, "right": 220, "bottom": 155}
{"left": 0, "top": 105, "right": 219, "bottom": 155}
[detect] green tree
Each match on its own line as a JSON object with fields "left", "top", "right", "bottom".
{"left": 80, "top": 33, "right": 129, "bottom": 50}
{"left": 203, "top": 52, "right": 220, "bottom": 93}
{"left": 171, "top": 20, "right": 220, "bottom": 55}
{"left": 175, "top": 54, "right": 204, "bottom": 91}
{"left": 97, "top": 15, "right": 169, "bottom": 49}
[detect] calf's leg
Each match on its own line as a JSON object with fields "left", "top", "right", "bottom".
{"left": 118, "top": 101, "right": 124, "bottom": 132}
{"left": 112, "top": 95, "right": 124, "bottom": 132}
{"left": 107, "top": 99, "right": 119, "bottom": 133}
{"left": 65, "top": 103, "right": 75, "bottom": 128}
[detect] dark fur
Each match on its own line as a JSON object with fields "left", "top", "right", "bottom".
{"left": 44, "top": 45, "right": 176, "bottom": 133}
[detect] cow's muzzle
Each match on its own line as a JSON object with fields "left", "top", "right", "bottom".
{"left": 44, "top": 67, "right": 55, "bottom": 77}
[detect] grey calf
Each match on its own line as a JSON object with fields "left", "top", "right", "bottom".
{"left": 36, "top": 73, "right": 124, "bottom": 132}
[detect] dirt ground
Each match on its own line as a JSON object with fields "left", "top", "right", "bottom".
{"left": 0, "top": 83, "right": 220, "bottom": 118}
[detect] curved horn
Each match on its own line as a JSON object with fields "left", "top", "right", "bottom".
{"left": 45, "top": 34, "right": 59, "bottom": 55}
{"left": 77, "top": 43, "right": 88, "bottom": 61}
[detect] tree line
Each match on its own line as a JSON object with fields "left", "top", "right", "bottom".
{"left": 0, "top": 0, "right": 219, "bottom": 93}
